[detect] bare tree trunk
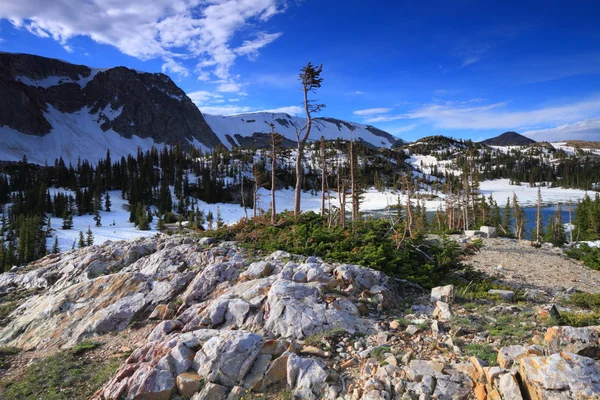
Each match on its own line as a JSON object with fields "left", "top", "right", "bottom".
{"left": 271, "top": 134, "right": 277, "bottom": 224}
{"left": 294, "top": 142, "right": 304, "bottom": 219}
{"left": 240, "top": 172, "right": 248, "bottom": 221}
{"left": 536, "top": 187, "right": 542, "bottom": 242}
{"left": 320, "top": 137, "right": 326, "bottom": 217}
{"left": 338, "top": 162, "right": 345, "bottom": 229}
{"left": 253, "top": 184, "right": 258, "bottom": 219}
{"left": 405, "top": 176, "right": 413, "bottom": 238}
{"left": 350, "top": 134, "right": 359, "bottom": 222}
{"left": 569, "top": 199, "right": 573, "bottom": 244}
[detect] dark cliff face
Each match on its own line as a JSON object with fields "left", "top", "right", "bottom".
{"left": 0, "top": 53, "right": 220, "bottom": 148}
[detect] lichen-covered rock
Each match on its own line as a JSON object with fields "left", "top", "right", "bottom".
{"left": 287, "top": 353, "right": 329, "bottom": 399}
{"left": 545, "top": 326, "right": 600, "bottom": 358}
{"left": 263, "top": 280, "right": 374, "bottom": 339}
{"left": 520, "top": 352, "right": 600, "bottom": 399}
{"left": 431, "top": 285, "right": 455, "bottom": 304}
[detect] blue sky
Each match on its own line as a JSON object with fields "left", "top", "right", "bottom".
{"left": 1, "top": 0, "right": 599, "bottom": 142}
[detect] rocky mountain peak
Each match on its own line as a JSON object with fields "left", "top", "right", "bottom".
{"left": 0, "top": 52, "right": 220, "bottom": 149}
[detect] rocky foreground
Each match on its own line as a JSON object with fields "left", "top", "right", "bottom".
{"left": 0, "top": 235, "right": 600, "bottom": 399}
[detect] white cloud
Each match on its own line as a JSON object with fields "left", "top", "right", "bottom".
{"left": 346, "top": 90, "right": 366, "bottom": 96}
{"left": 257, "top": 106, "right": 302, "bottom": 114}
{"left": 364, "top": 98, "right": 600, "bottom": 131}
{"left": 522, "top": 117, "right": 600, "bottom": 142}
{"left": 162, "top": 58, "right": 189, "bottom": 78}
{"left": 187, "top": 90, "right": 223, "bottom": 104}
{"left": 200, "top": 105, "right": 253, "bottom": 115}
{"left": 217, "top": 82, "right": 244, "bottom": 93}
{"left": 1, "top": 0, "right": 285, "bottom": 91}
{"left": 353, "top": 107, "right": 392, "bottom": 116}
{"left": 235, "top": 32, "right": 282, "bottom": 58}
{"left": 388, "top": 124, "right": 417, "bottom": 135}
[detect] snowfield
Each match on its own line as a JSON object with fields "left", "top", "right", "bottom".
{"left": 0, "top": 105, "right": 164, "bottom": 165}
{"left": 203, "top": 112, "right": 398, "bottom": 150}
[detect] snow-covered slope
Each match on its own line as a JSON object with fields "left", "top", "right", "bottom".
{"left": 204, "top": 113, "right": 400, "bottom": 149}
{"left": 0, "top": 105, "right": 166, "bottom": 165}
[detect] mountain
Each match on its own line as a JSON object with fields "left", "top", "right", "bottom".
{"left": 0, "top": 53, "right": 401, "bottom": 164}
{"left": 203, "top": 113, "right": 400, "bottom": 150}
{"left": 480, "top": 131, "right": 536, "bottom": 146}
{"left": 0, "top": 52, "right": 219, "bottom": 164}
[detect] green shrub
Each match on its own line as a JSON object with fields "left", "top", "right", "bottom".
{"left": 71, "top": 340, "right": 102, "bottom": 355}
{"left": 559, "top": 312, "right": 600, "bottom": 327}
{"left": 0, "top": 301, "right": 17, "bottom": 325}
{"left": 206, "top": 212, "right": 479, "bottom": 287}
{"left": 371, "top": 345, "right": 391, "bottom": 361}
{"left": 0, "top": 346, "right": 20, "bottom": 369}
{"left": 566, "top": 244, "right": 600, "bottom": 270}
{"left": 456, "top": 278, "right": 521, "bottom": 303}
{"left": 464, "top": 344, "right": 498, "bottom": 366}
{"left": 568, "top": 292, "right": 600, "bottom": 309}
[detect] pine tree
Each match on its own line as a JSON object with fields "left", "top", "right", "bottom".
{"left": 207, "top": 210, "right": 214, "bottom": 230}
{"left": 78, "top": 231, "right": 85, "bottom": 248}
{"left": 544, "top": 206, "right": 567, "bottom": 247}
{"left": 535, "top": 187, "right": 543, "bottom": 242}
{"left": 52, "top": 236, "right": 59, "bottom": 254}
{"left": 216, "top": 206, "right": 224, "bottom": 229}
{"left": 157, "top": 215, "right": 165, "bottom": 231}
{"left": 294, "top": 62, "right": 324, "bottom": 220}
{"left": 501, "top": 197, "right": 512, "bottom": 236}
{"left": 86, "top": 227, "right": 94, "bottom": 246}
{"left": 62, "top": 210, "right": 73, "bottom": 230}
{"left": 104, "top": 191, "right": 111, "bottom": 212}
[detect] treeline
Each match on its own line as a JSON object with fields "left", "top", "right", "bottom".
{"left": 421, "top": 142, "right": 600, "bottom": 191}
{"left": 0, "top": 140, "right": 406, "bottom": 270}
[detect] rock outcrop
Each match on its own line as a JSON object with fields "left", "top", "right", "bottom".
{"left": 2, "top": 237, "right": 600, "bottom": 400}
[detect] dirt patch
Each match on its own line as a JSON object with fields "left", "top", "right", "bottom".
{"left": 465, "top": 238, "right": 600, "bottom": 296}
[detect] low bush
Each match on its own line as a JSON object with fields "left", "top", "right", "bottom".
{"left": 203, "top": 212, "right": 480, "bottom": 287}
{"left": 464, "top": 344, "right": 497, "bottom": 366}
{"left": 566, "top": 244, "right": 600, "bottom": 270}
{"left": 568, "top": 292, "right": 600, "bottom": 309}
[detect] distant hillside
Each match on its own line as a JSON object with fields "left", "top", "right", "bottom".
{"left": 481, "top": 131, "right": 536, "bottom": 146}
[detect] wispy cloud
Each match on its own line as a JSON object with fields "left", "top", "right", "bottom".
{"left": 200, "top": 105, "right": 254, "bottom": 115}
{"left": 361, "top": 98, "right": 600, "bottom": 131}
{"left": 523, "top": 117, "right": 600, "bottom": 142}
{"left": 162, "top": 58, "right": 189, "bottom": 78}
{"left": 456, "top": 44, "right": 490, "bottom": 68}
{"left": 389, "top": 124, "right": 417, "bottom": 135}
{"left": 188, "top": 89, "right": 300, "bottom": 116}
{"left": 257, "top": 106, "right": 303, "bottom": 114}
{"left": 1, "top": 0, "right": 286, "bottom": 95}
{"left": 346, "top": 90, "right": 366, "bottom": 96}
{"left": 353, "top": 107, "right": 391, "bottom": 116}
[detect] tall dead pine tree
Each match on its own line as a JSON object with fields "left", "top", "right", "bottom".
{"left": 350, "top": 129, "right": 359, "bottom": 222}
{"left": 320, "top": 136, "right": 327, "bottom": 217}
{"left": 535, "top": 187, "right": 543, "bottom": 242}
{"left": 294, "top": 62, "right": 324, "bottom": 220}
{"left": 269, "top": 123, "right": 283, "bottom": 223}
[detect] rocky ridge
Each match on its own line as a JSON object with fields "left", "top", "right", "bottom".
{"left": 0, "top": 235, "right": 599, "bottom": 399}
{"left": 0, "top": 52, "right": 220, "bottom": 148}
